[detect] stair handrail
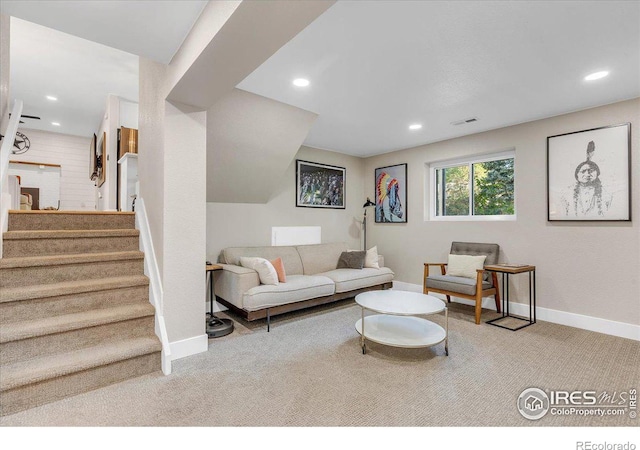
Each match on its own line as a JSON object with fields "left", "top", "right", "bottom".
{"left": 1, "top": 99, "right": 23, "bottom": 195}
{"left": 1, "top": 100, "right": 24, "bottom": 258}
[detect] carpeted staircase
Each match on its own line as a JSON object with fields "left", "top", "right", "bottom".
{"left": 0, "top": 211, "right": 161, "bottom": 416}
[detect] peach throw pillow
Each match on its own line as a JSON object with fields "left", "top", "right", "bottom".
{"left": 270, "top": 257, "right": 287, "bottom": 283}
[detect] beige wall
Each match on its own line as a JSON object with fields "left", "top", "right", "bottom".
{"left": 207, "top": 89, "right": 317, "bottom": 204}
{"left": 364, "top": 98, "right": 640, "bottom": 326}
{"left": 207, "top": 145, "right": 365, "bottom": 262}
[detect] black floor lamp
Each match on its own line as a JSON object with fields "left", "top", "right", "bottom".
{"left": 362, "top": 197, "right": 375, "bottom": 250}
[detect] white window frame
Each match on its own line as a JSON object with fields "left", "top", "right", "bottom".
{"left": 428, "top": 150, "right": 516, "bottom": 221}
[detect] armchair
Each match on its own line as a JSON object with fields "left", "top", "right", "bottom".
{"left": 424, "top": 242, "right": 501, "bottom": 324}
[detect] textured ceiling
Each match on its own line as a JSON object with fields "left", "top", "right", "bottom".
{"left": 238, "top": 1, "right": 640, "bottom": 156}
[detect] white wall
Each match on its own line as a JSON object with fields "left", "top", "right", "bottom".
{"left": 207, "top": 145, "right": 365, "bottom": 262}
{"left": 10, "top": 128, "right": 95, "bottom": 210}
{"left": 119, "top": 99, "right": 138, "bottom": 129}
{"left": 8, "top": 162, "right": 60, "bottom": 209}
{"left": 0, "top": 13, "right": 9, "bottom": 131}
{"left": 364, "top": 98, "right": 640, "bottom": 327}
{"left": 96, "top": 95, "right": 119, "bottom": 210}
{"left": 95, "top": 95, "right": 140, "bottom": 211}
{"left": 138, "top": 1, "right": 331, "bottom": 357}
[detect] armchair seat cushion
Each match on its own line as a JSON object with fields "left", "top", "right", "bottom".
{"left": 426, "top": 274, "right": 492, "bottom": 296}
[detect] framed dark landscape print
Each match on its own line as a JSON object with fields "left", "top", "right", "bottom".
{"left": 547, "top": 123, "right": 631, "bottom": 221}
{"left": 375, "top": 163, "right": 407, "bottom": 223}
{"left": 296, "top": 160, "right": 345, "bottom": 209}
{"left": 97, "top": 132, "right": 106, "bottom": 187}
{"left": 89, "top": 133, "right": 97, "bottom": 181}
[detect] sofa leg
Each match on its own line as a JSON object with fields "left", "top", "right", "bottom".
{"left": 267, "top": 308, "right": 270, "bottom": 332}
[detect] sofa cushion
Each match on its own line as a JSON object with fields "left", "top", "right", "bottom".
{"left": 270, "top": 257, "right": 287, "bottom": 283}
{"left": 240, "top": 257, "right": 279, "bottom": 285}
{"left": 337, "top": 251, "right": 365, "bottom": 269}
{"left": 221, "top": 246, "right": 304, "bottom": 275}
{"left": 426, "top": 274, "right": 493, "bottom": 296}
{"left": 242, "top": 274, "right": 335, "bottom": 311}
{"left": 296, "top": 242, "right": 348, "bottom": 275}
{"left": 318, "top": 267, "right": 394, "bottom": 293}
{"left": 364, "top": 246, "right": 380, "bottom": 269}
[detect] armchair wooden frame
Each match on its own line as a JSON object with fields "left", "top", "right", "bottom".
{"left": 423, "top": 263, "right": 501, "bottom": 324}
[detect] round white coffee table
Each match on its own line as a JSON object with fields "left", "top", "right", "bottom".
{"left": 355, "top": 290, "right": 448, "bottom": 355}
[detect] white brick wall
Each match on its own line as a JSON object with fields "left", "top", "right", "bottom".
{"left": 9, "top": 128, "right": 95, "bottom": 210}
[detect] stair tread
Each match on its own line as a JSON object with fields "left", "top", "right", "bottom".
{"left": 0, "top": 303, "right": 155, "bottom": 343}
{"left": 3, "top": 229, "right": 139, "bottom": 239}
{"left": 0, "top": 336, "right": 161, "bottom": 391}
{"left": 0, "top": 250, "right": 144, "bottom": 268}
{"left": 0, "top": 275, "right": 149, "bottom": 303}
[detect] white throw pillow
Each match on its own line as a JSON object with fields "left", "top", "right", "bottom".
{"left": 447, "top": 254, "right": 486, "bottom": 279}
{"left": 239, "top": 257, "right": 279, "bottom": 285}
{"left": 364, "top": 246, "right": 380, "bottom": 269}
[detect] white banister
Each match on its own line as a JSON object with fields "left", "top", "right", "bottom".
{"left": 135, "top": 196, "right": 171, "bottom": 375}
{"left": 1, "top": 100, "right": 24, "bottom": 257}
{"left": 1, "top": 99, "right": 23, "bottom": 194}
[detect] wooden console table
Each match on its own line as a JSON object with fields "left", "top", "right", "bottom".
{"left": 484, "top": 264, "right": 536, "bottom": 331}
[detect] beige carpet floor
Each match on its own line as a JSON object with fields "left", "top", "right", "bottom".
{"left": 1, "top": 298, "right": 638, "bottom": 427}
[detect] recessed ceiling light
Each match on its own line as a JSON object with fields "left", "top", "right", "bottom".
{"left": 46, "top": 95, "right": 58, "bottom": 101}
{"left": 409, "top": 124, "right": 422, "bottom": 130}
{"left": 51, "top": 122, "right": 60, "bottom": 126}
{"left": 585, "top": 71, "right": 609, "bottom": 81}
{"left": 293, "top": 78, "right": 310, "bottom": 87}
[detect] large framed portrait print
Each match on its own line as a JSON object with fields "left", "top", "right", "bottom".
{"left": 547, "top": 123, "right": 631, "bottom": 221}
{"left": 375, "top": 163, "right": 407, "bottom": 223}
{"left": 296, "top": 160, "right": 345, "bottom": 209}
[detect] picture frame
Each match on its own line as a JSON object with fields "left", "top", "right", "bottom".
{"left": 375, "top": 163, "right": 407, "bottom": 223}
{"left": 89, "top": 133, "right": 97, "bottom": 181}
{"left": 97, "top": 132, "right": 106, "bottom": 187}
{"left": 296, "top": 159, "right": 345, "bottom": 209}
{"left": 547, "top": 123, "right": 631, "bottom": 221}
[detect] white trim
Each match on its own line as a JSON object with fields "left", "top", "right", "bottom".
{"left": 392, "top": 281, "right": 639, "bottom": 341}
{"left": 169, "top": 334, "right": 209, "bottom": 361}
{"left": 135, "top": 197, "right": 172, "bottom": 375}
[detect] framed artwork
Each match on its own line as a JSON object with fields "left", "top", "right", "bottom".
{"left": 97, "top": 132, "right": 106, "bottom": 187}
{"left": 547, "top": 123, "right": 631, "bottom": 221}
{"left": 375, "top": 163, "right": 407, "bottom": 223}
{"left": 296, "top": 160, "right": 345, "bottom": 209}
{"left": 89, "top": 133, "right": 97, "bottom": 181}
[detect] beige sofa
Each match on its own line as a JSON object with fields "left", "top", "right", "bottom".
{"left": 214, "top": 242, "right": 394, "bottom": 325}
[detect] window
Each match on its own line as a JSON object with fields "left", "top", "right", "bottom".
{"left": 431, "top": 152, "right": 515, "bottom": 220}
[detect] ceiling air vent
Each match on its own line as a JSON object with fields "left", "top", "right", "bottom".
{"left": 451, "top": 117, "right": 479, "bottom": 126}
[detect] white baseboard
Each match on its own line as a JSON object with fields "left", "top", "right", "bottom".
{"left": 391, "top": 281, "right": 640, "bottom": 341}
{"left": 169, "top": 334, "right": 209, "bottom": 361}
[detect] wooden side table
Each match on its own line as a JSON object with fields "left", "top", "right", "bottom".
{"left": 484, "top": 264, "right": 536, "bottom": 331}
{"left": 206, "top": 264, "right": 234, "bottom": 338}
